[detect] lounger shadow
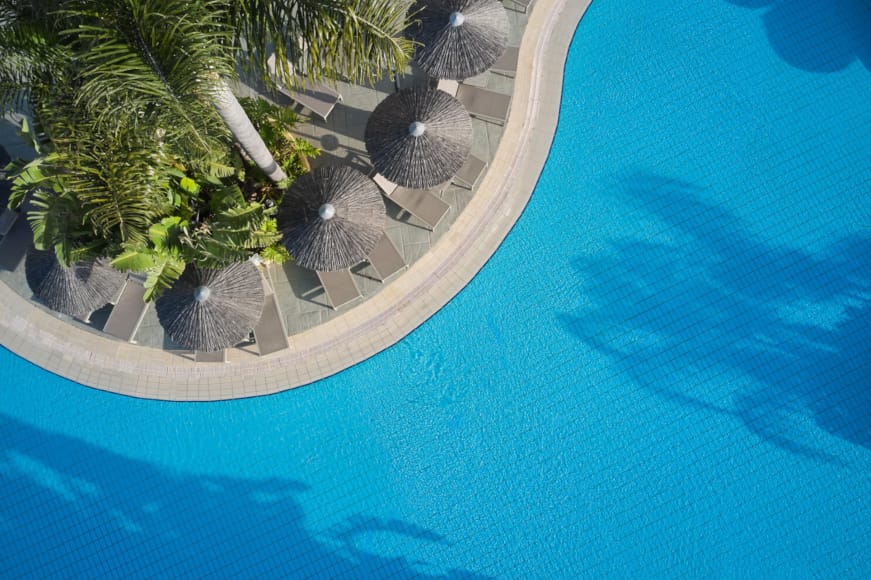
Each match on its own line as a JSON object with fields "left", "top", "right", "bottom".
{"left": 267, "top": 54, "right": 343, "bottom": 122}
{"left": 437, "top": 79, "right": 511, "bottom": 125}
{"left": 372, "top": 173, "right": 450, "bottom": 231}
{"left": 103, "top": 274, "right": 149, "bottom": 343}
{"left": 316, "top": 269, "right": 362, "bottom": 310}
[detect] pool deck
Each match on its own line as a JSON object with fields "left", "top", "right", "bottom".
{"left": 0, "top": 0, "right": 591, "bottom": 400}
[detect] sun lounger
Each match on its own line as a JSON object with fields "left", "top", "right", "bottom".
{"left": 0, "top": 211, "right": 32, "bottom": 271}
{"left": 316, "top": 268, "right": 362, "bottom": 309}
{"left": 0, "top": 180, "right": 17, "bottom": 236}
{"left": 365, "top": 233, "right": 406, "bottom": 282}
{"left": 267, "top": 53, "right": 343, "bottom": 122}
{"left": 372, "top": 173, "right": 450, "bottom": 231}
{"left": 0, "top": 176, "right": 11, "bottom": 205}
{"left": 0, "top": 209, "right": 18, "bottom": 237}
{"left": 437, "top": 79, "right": 511, "bottom": 125}
{"left": 491, "top": 46, "right": 519, "bottom": 77}
{"left": 253, "top": 292, "right": 290, "bottom": 355}
{"left": 503, "top": 0, "right": 532, "bottom": 13}
{"left": 453, "top": 154, "right": 487, "bottom": 189}
{"left": 102, "top": 274, "right": 149, "bottom": 343}
{"left": 195, "top": 349, "right": 228, "bottom": 363}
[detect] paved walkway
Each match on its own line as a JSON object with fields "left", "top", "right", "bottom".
{"left": 0, "top": 0, "right": 592, "bottom": 400}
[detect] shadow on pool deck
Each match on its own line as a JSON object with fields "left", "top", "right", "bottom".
{"left": 725, "top": 0, "right": 871, "bottom": 72}
{"left": 0, "top": 415, "right": 491, "bottom": 578}
{"left": 560, "top": 173, "right": 870, "bottom": 461}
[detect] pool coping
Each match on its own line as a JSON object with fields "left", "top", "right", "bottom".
{"left": 0, "top": 0, "right": 592, "bottom": 401}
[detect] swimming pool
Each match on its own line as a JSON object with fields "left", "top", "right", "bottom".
{"left": 1, "top": 0, "right": 869, "bottom": 576}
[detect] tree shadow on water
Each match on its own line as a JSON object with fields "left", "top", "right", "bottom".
{"left": 0, "top": 415, "right": 489, "bottom": 578}
{"left": 560, "top": 172, "right": 870, "bottom": 462}
{"left": 725, "top": 0, "right": 871, "bottom": 72}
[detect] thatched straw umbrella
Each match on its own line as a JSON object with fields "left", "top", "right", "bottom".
{"left": 365, "top": 87, "right": 472, "bottom": 188}
{"left": 155, "top": 261, "right": 265, "bottom": 352}
{"left": 407, "top": 0, "right": 509, "bottom": 80}
{"left": 25, "top": 248, "right": 126, "bottom": 320}
{"left": 278, "top": 165, "right": 385, "bottom": 271}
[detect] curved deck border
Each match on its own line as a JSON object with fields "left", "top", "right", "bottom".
{"left": 0, "top": 0, "right": 591, "bottom": 401}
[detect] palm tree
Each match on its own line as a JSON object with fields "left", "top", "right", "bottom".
{"left": 230, "top": 0, "right": 415, "bottom": 85}
{"left": 3, "top": 0, "right": 416, "bottom": 185}
{"left": 1, "top": 0, "right": 416, "bottom": 291}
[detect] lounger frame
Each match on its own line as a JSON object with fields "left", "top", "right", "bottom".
{"left": 316, "top": 269, "right": 362, "bottom": 310}
{"left": 366, "top": 233, "right": 407, "bottom": 282}
{"left": 267, "top": 54, "right": 343, "bottom": 122}
{"left": 253, "top": 291, "right": 290, "bottom": 356}
{"left": 437, "top": 80, "right": 511, "bottom": 125}
{"left": 102, "top": 274, "right": 149, "bottom": 343}
{"left": 453, "top": 154, "right": 488, "bottom": 190}
{"left": 491, "top": 46, "right": 519, "bottom": 77}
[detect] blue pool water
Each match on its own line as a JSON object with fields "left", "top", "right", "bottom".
{"left": 2, "top": 1, "right": 869, "bottom": 576}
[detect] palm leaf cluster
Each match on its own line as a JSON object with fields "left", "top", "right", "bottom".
{"left": 230, "top": 0, "right": 416, "bottom": 87}
{"left": 65, "top": 0, "right": 235, "bottom": 173}
{"left": 1, "top": 0, "right": 417, "bottom": 299}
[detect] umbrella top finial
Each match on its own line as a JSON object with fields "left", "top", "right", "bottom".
{"left": 449, "top": 11, "right": 465, "bottom": 27}
{"left": 408, "top": 121, "right": 427, "bottom": 137}
{"left": 319, "top": 203, "right": 336, "bottom": 220}
{"left": 194, "top": 286, "right": 211, "bottom": 302}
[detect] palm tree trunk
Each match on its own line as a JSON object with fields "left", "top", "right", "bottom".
{"left": 213, "top": 82, "right": 287, "bottom": 183}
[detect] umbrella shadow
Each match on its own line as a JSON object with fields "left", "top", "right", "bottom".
{"left": 0, "top": 413, "right": 485, "bottom": 577}
{"left": 560, "top": 172, "right": 870, "bottom": 461}
{"left": 724, "top": 0, "right": 870, "bottom": 72}
{"left": 315, "top": 150, "right": 373, "bottom": 175}
{"left": 288, "top": 101, "right": 374, "bottom": 146}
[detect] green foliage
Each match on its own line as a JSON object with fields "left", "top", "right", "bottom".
{"left": 112, "top": 244, "right": 186, "bottom": 302}
{"left": 109, "top": 183, "right": 282, "bottom": 299}
{"left": 2, "top": 0, "right": 414, "bottom": 300}
{"left": 238, "top": 96, "right": 320, "bottom": 182}
{"left": 231, "top": 0, "right": 416, "bottom": 86}
{"left": 60, "top": 0, "right": 237, "bottom": 174}
{"left": 4, "top": 153, "right": 57, "bottom": 210}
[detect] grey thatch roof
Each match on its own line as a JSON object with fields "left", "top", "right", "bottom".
{"left": 407, "top": 0, "right": 509, "bottom": 80}
{"left": 365, "top": 87, "right": 472, "bottom": 188}
{"left": 155, "top": 261, "right": 265, "bottom": 352}
{"left": 278, "top": 165, "right": 385, "bottom": 271}
{"left": 25, "top": 248, "right": 126, "bottom": 319}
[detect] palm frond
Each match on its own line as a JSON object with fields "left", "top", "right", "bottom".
{"left": 233, "top": 0, "right": 416, "bottom": 86}
{"left": 111, "top": 244, "right": 186, "bottom": 302}
{"left": 27, "top": 188, "right": 101, "bottom": 266}
{"left": 62, "top": 0, "right": 236, "bottom": 171}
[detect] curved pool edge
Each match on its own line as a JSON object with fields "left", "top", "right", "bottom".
{"left": 0, "top": 0, "right": 592, "bottom": 401}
